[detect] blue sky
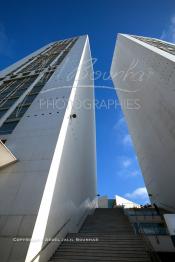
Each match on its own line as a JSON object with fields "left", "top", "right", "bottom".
{"left": 0, "top": 0, "right": 175, "bottom": 204}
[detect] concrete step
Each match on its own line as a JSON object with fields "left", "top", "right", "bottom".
{"left": 65, "top": 236, "right": 144, "bottom": 241}
{"left": 61, "top": 241, "right": 146, "bottom": 246}
{"left": 80, "top": 230, "right": 134, "bottom": 233}
{"left": 52, "top": 253, "right": 150, "bottom": 258}
{"left": 53, "top": 254, "right": 150, "bottom": 259}
{"left": 57, "top": 246, "right": 146, "bottom": 251}
{"left": 60, "top": 244, "right": 147, "bottom": 249}
{"left": 50, "top": 255, "right": 151, "bottom": 261}
{"left": 68, "top": 233, "right": 140, "bottom": 237}
{"left": 55, "top": 250, "right": 148, "bottom": 255}
{"left": 63, "top": 237, "right": 146, "bottom": 243}
{"left": 65, "top": 236, "right": 143, "bottom": 240}
{"left": 49, "top": 208, "right": 152, "bottom": 262}
{"left": 66, "top": 236, "right": 143, "bottom": 241}
{"left": 49, "top": 257, "right": 150, "bottom": 262}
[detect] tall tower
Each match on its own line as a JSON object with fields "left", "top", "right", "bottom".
{"left": 0, "top": 36, "right": 97, "bottom": 262}
{"left": 111, "top": 34, "right": 175, "bottom": 212}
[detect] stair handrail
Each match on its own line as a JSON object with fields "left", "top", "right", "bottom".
{"left": 124, "top": 207, "right": 161, "bottom": 262}
{"left": 138, "top": 224, "right": 161, "bottom": 262}
{"left": 30, "top": 218, "right": 71, "bottom": 262}
{"left": 76, "top": 210, "right": 89, "bottom": 227}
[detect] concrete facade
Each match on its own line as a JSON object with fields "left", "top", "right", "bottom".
{"left": 111, "top": 34, "right": 175, "bottom": 212}
{"left": 0, "top": 35, "right": 97, "bottom": 262}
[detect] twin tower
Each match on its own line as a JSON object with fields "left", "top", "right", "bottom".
{"left": 0, "top": 34, "right": 174, "bottom": 261}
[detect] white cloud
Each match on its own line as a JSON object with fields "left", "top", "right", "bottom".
{"left": 122, "top": 158, "right": 131, "bottom": 168}
{"left": 114, "top": 116, "right": 125, "bottom": 130}
{"left": 161, "top": 15, "right": 175, "bottom": 43}
{"left": 123, "top": 134, "right": 132, "bottom": 146}
{"left": 125, "top": 187, "right": 149, "bottom": 201}
{"left": 114, "top": 116, "right": 133, "bottom": 148}
{"left": 130, "top": 170, "right": 139, "bottom": 176}
{"left": 117, "top": 165, "right": 140, "bottom": 180}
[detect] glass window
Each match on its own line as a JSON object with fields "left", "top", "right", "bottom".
{"left": 2, "top": 98, "right": 18, "bottom": 108}
{"left": 9, "top": 106, "right": 29, "bottom": 119}
{"left": 0, "top": 121, "right": 19, "bottom": 135}
{"left": 134, "top": 223, "right": 168, "bottom": 235}
{"left": 0, "top": 109, "right": 7, "bottom": 118}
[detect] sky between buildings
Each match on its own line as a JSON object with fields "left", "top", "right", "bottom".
{"left": 0, "top": 0, "right": 175, "bottom": 204}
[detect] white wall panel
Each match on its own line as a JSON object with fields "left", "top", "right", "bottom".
{"left": 0, "top": 36, "right": 97, "bottom": 262}
{"left": 111, "top": 34, "right": 175, "bottom": 212}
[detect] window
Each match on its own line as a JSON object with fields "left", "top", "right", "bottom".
{"left": 0, "top": 38, "right": 77, "bottom": 135}
{"left": 134, "top": 223, "right": 168, "bottom": 235}
{"left": 0, "top": 108, "right": 7, "bottom": 118}
{"left": 0, "top": 76, "right": 37, "bottom": 119}
{"left": 0, "top": 121, "right": 19, "bottom": 135}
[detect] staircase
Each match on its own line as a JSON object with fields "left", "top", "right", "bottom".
{"left": 49, "top": 208, "right": 154, "bottom": 261}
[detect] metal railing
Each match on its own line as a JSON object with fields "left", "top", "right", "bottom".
{"left": 124, "top": 207, "right": 161, "bottom": 262}
{"left": 138, "top": 226, "right": 162, "bottom": 262}
{"left": 131, "top": 208, "right": 163, "bottom": 244}
{"left": 30, "top": 218, "right": 71, "bottom": 262}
